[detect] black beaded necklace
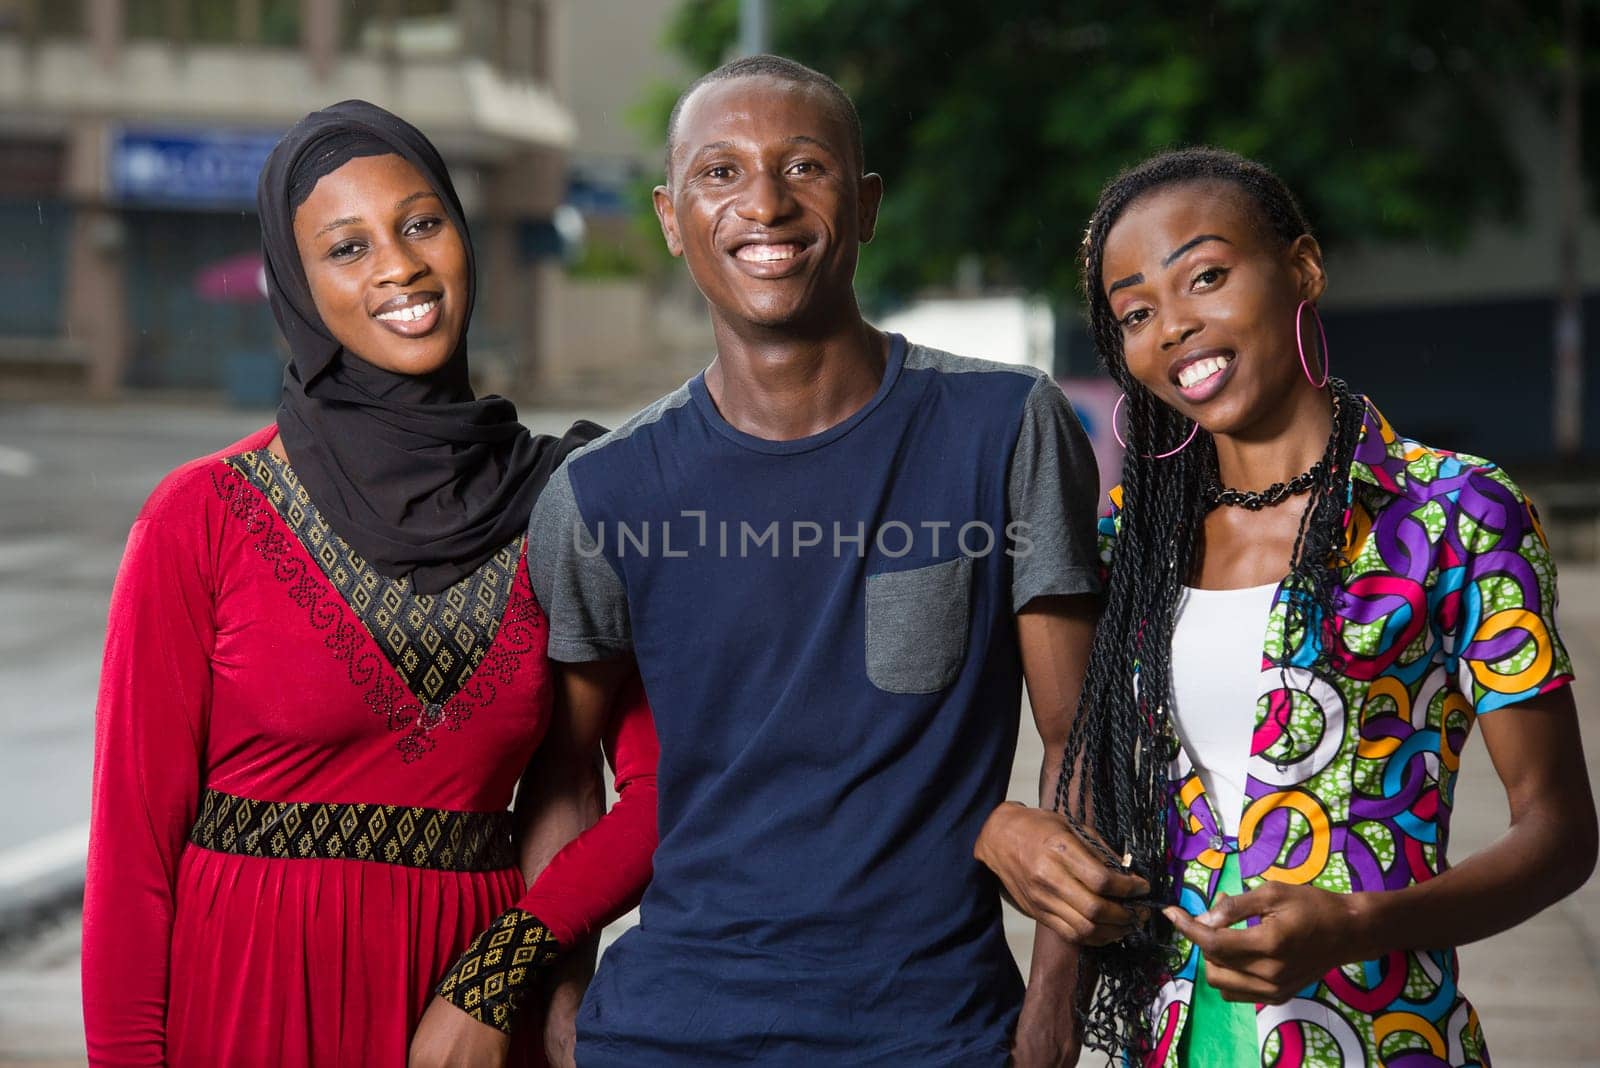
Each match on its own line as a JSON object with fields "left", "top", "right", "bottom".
{"left": 1203, "top": 388, "right": 1343, "bottom": 511}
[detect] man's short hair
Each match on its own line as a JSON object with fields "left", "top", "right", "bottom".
{"left": 665, "top": 54, "right": 865, "bottom": 179}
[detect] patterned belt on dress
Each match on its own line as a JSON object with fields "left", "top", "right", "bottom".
{"left": 188, "top": 788, "right": 517, "bottom": 872}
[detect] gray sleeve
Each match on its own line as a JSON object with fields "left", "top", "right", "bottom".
{"left": 1008, "top": 374, "right": 1103, "bottom": 611}
{"left": 528, "top": 461, "right": 633, "bottom": 662}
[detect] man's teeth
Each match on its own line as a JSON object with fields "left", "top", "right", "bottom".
{"left": 736, "top": 244, "right": 800, "bottom": 263}
{"left": 1178, "top": 355, "right": 1232, "bottom": 389}
{"left": 376, "top": 300, "right": 437, "bottom": 322}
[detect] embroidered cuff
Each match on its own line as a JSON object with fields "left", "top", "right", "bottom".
{"left": 437, "top": 908, "right": 562, "bottom": 1032}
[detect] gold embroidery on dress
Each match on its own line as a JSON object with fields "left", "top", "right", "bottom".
{"left": 189, "top": 788, "right": 516, "bottom": 871}
{"left": 225, "top": 449, "right": 522, "bottom": 708}
{"left": 437, "top": 908, "right": 562, "bottom": 1032}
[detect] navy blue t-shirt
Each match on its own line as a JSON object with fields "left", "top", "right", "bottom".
{"left": 530, "top": 336, "right": 1101, "bottom": 1066}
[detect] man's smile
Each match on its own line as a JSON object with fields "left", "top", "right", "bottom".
{"left": 727, "top": 236, "right": 815, "bottom": 279}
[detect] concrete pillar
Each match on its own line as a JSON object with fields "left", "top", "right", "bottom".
{"left": 61, "top": 121, "right": 128, "bottom": 398}
{"left": 54, "top": 120, "right": 128, "bottom": 398}
{"left": 506, "top": 0, "right": 536, "bottom": 81}
{"left": 477, "top": 211, "right": 547, "bottom": 400}
{"left": 540, "top": 0, "right": 565, "bottom": 92}
{"left": 525, "top": 261, "right": 555, "bottom": 399}
{"left": 483, "top": 144, "right": 566, "bottom": 397}
{"left": 237, "top": 0, "right": 261, "bottom": 43}
{"left": 302, "top": 0, "right": 337, "bottom": 79}
{"left": 86, "top": 0, "right": 122, "bottom": 68}
{"left": 453, "top": 0, "right": 486, "bottom": 61}
{"left": 165, "top": 0, "right": 191, "bottom": 44}
{"left": 69, "top": 208, "right": 129, "bottom": 399}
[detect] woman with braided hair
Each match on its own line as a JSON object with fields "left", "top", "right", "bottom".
{"left": 982, "top": 147, "right": 1596, "bottom": 1067}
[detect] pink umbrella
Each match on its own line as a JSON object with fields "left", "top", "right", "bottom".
{"left": 195, "top": 252, "right": 268, "bottom": 303}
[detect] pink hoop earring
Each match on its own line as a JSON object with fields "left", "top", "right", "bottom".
{"left": 1112, "top": 393, "right": 1198, "bottom": 459}
{"left": 1296, "top": 299, "right": 1329, "bottom": 389}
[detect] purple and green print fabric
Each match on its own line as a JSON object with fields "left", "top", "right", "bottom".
{"left": 1099, "top": 398, "right": 1573, "bottom": 1068}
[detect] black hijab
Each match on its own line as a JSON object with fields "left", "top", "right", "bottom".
{"left": 258, "top": 100, "right": 600, "bottom": 594}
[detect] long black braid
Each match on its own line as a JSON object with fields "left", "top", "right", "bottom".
{"left": 1054, "top": 147, "right": 1365, "bottom": 1060}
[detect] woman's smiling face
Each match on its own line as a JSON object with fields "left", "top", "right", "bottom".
{"left": 291, "top": 152, "right": 469, "bottom": 376}
{"left": 1100, "top": 180, "right": 1326, "bottom": 438}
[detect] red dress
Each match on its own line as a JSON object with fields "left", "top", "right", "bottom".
{"left": 81, "top": 426, "right": 658, "bottom": 1067}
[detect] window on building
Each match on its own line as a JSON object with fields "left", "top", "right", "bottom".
{"left": 340, "top": 0, "right": 378, "bottom": 49}
{"left": 343, "top": 0, "right": 457, "bottom": 55}
{"left": 260, "top": 0, "right": 298, "bottom": 46}
{"left": 0, "top": 0, "right": 85, "bottom": 37}
{"left": 125, "top": 0, "right": 171, "bottom": 40}
{"left": 0, "top": 200, "right": 70, "bottom": 338}
{"left": 451, "top": 0, "right": 547, "bottom": 78}
{"left": 37, "top": 0, "right": 84, "bottom": 36}
{"left": 507, "top": 0, "right": 550, "bottom": 83}
{"left": 476, "top": 0, "right": 545, "bottom": 80}
{"left": 527, "top": 0, "right": 549, "bottom": 82}
{"left": 191, "top": 2, "right": 241, "bottom": 43}
{"left": 122, "top": 0, "right": 296, "bottom": 45}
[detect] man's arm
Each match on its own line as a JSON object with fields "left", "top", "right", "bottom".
{"left": 515, "top": 659, "right": 635, "bottom": 1066}
{"left": 975, "top": 598, "right": 1146, "bottom": 939}
{"left": 977, "top": 594, "right": 1136, "bottom": 1067}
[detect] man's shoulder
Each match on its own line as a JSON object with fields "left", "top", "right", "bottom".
{"left": 545, "top": 381, "right": 699, "bottom": 524}
{"left": 900, "top": 343, "right": 1053, "bottom": 436}
{"left": 900, "top": 343, "right": 1071, "bottom": 448}
{"left": 902, "top": 342, "right": 1051, "bottom": 385}
{"left": 575, "top": 381, "right": 697, "bottom": 461}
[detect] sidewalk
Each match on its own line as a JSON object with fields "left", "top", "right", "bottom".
{"left": 0, "top": 910, "right": 80, "bottom": 1068}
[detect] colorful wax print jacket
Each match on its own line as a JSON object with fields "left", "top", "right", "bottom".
{"left": 1098, "top": 398, "right": 1573, "bottom": 1068}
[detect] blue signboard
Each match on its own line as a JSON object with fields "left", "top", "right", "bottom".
{"left": 565, "top": 174, "right": 630, "bottom": 216}
{"left": 110, "top": 127, "right": 283, "bottom": 209}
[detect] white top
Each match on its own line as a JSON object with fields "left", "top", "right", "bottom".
{"left": 1169, "top": 582, "right": 1280, "bottom": 840}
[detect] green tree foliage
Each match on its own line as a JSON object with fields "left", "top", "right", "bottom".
{"left": 656, "top": 1, "right": 1576, "bottom": 303}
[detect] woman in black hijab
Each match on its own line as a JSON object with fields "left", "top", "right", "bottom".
{"left": 263, "top": 102, "right": 592, "bottom": 596}
{"left": 82, "top": 101, "right": 658, "bottom": 1068}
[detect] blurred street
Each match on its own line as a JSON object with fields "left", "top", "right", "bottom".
{"left": 2, "top": 400, "right": 1599, "bottom": 1066}
{"left": 0, "top": 401, "right": 274, "bottom": 1068}
{"left": 0, "top": 403, "right": 264, "bottom": 872}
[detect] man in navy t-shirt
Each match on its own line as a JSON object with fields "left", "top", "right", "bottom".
{"left": 531, "top": 55, "right": 1147, "bottom": 1066}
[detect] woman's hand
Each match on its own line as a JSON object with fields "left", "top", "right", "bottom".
{"left": 1163, "top": 882, "right": 1364, "bottom": 1004}
{"left": 408, "top": 996, "right": 510, "bottom": 1068}
{"left": 974, "top": 802, "right": 1149, "bottom": 946}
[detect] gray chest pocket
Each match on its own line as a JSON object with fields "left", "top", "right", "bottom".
{"left": 864, "top": 556, "right": 973, "bottom": 694}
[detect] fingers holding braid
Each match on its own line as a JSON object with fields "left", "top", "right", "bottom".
{"left": 1052, "top": 412, "right": 1204, "bottom": 1057}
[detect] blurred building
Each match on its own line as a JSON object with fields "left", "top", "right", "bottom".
{"left": 540, "top": 0, "right": 713, "bottom": 407}
{"left": 0, "top": 0, "right": 574, "bottom": 402}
